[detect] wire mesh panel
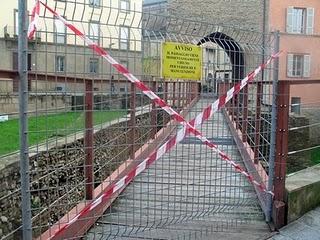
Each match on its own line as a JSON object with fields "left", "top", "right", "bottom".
{"left": 85, "top": 100, "right": 269, "bottom": 240}
{"left": 287, "top": 82, "right": 320, "bottom": 173}
{"left": 0, "top": 0, "right": 279, "bottom": 239}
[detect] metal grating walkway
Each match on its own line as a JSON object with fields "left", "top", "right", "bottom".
{"left": 85, "top": 99, "right": 271, "bottom": 240}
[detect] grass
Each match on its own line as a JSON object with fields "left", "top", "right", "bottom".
{"left": 0, "top": 110, "right": 126, "bottom": 156}
{"left": 311, "top": 148, "right": 320, "bottom": 165}
{"left": 288, "top": 147, "right": 320, "bottom": 174}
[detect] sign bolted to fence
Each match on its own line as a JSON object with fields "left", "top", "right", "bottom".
{"left": 162, "top": 42, "right": 202, "bottom": 81}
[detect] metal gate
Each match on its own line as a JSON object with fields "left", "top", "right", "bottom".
{"left": 0, "top": 0, "right": 280, "bottom": 239}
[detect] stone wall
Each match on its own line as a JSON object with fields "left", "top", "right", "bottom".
{"left": 288, "top": 109, "right": 320, "bottom": 174}
{"left": 0, "top": 93, "right": 72, "bottom": 114}
{"left": 288, "top": 115, "right": 311, "bottom": 173}
{"left": 0, "top": 93, "right": 149, "bottom": 115}
{"left": 0, "top": 111, "right": 168, "bottom": 239}
{"left": 168, "top": 0, "right": 266, "bottom": 32}
{"left": 286, "top": 164, "right": 320, "bottom": 223}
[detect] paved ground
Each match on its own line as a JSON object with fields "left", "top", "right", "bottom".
{"left": 86, "top": 99, "right": 271, "bottom": 240}
{"left": 271, "top": 207, "right": 320, "bottom": 240}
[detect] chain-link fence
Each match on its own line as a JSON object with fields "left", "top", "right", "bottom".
{"left": 0, "top": 0, "right": 280, "bottom": 239}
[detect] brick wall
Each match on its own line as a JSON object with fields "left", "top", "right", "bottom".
{"left": 0, "top": 112, "right": 161, "bottom": 239}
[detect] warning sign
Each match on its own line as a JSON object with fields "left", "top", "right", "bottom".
{"left": 162, "top": 42, "right": 202, "bottom": 81}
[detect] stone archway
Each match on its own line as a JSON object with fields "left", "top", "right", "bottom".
{"left": 198, "top": 32, "right": 245, "bottom": 82}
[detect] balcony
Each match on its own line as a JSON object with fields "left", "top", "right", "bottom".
{"left": 3, "top": 25, "right": 41, "bottom": 43}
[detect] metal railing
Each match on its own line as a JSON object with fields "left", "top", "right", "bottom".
{"left": 0, "top": 0, "right": 285, "bottom": 239}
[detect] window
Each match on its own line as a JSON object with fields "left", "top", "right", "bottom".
{"left": 119, "top": 26, "right": 129, "bottom": 50}
{"left": 111, "top": 83, "right": 115, "bottom": 93}
{"left": 36, "top": 31, "right": 41, "bottom": 39}
{"left": 287, "top": 54, "right": 311, "bottom": 78}
{"left": 89, "top": 0, "right": 100, "bottom": 7}
{"left": 89, "top": 58, "right": 99, "bottom": 74}
{"left": 14, "top": 10, "right": 19, "bottom": 35}
{"left": 89, "top": 22, "right": 100, "bottom": 43}
{"left": 55, "top": 18, "right": 66, "bottom": 44}
{"left": 120, "top": 60, "right": 128, "bottom": 69}
{"left": 120, "top": 0, "right": 130, "bottom": 12}
{"left": 292, "top": 8, "right": 305, "bottom": 34}
{"left": 287, "top": 7, "right": 314, "bottom": 34}
{"left": 291, "top": 97, "right": 301, "bottom": 114}
{"left": 119, "top": 60, "right": 128, "bottom": 79}
{"left": 13, "top": 52, "right": 32, "bottom": 70}
{"left": 292, "top": 55, "right": 303, "bottom": 77}
{"left": 55, "top": 56, "right": 65, "bottom": 72}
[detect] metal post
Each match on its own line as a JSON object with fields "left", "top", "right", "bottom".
{"left": 266, "top": 31, "right": 280, "bottom": 223}
{"left": 228, "top": 82, "right": 232, "bottom": 112}
{"left": 172, "top": 81, "right": 176, "bottom": 107}
{"left": 187, "top": 82, "right": 190, "bottom": 104}
{"left": 85, "top": 80, "right": 94, "bottom": 200}
{"left": 236, "top": 94, "right": 240, "bottom": 129}
{"left": 192, "top": 82, "right": 196, "bottom": 101}
{"left": 183, "top": 82, "right": 186, "bottom": 106}
{"left": 181, "top": 82, "right": 184, "bottom": 106}
{"left": 231, "top": 94, "right": 235, "bottom": 121}
{"left": 151, "top": 80, "right": 157, "bottom": 139}
{"left": 242, "top": 85, "right": 249, "bottom": 143}
{"left": 164, "top": 81, "right": 168, "bottom": 102}
{"left": 186, "top": 82, "right": 188, "bottom": 105}
{"left": 129, "top": 83, "right": 136, "bottom": 159}
{"left": 187, "top": 82, "right": 189, "bottom": 103}
{"left": 254, "top": 81, "right": 263, "bottom": 164}
{"left": 178, "top": 82, "right": 181, "bottom": 109}
{"left": 18, "top": 0, "right": 32, "bottom": 239}
{"left": 190, "top": 82, "right": 193, "bottom": 102}
{"left": 273, "top": 80, "right": 289, "bottom": 229}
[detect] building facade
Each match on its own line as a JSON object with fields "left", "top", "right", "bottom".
{"left": 143, "top": 0, "right": 242, "bottom": 89}
{"left": 269, "top": 0, "right": 320, "bottom": 108}
{"left": 167, "top": 0, "right": 267, "bottom": 32}
{"left": 0, "top": 0, "right": 143, "bottom": 95}
{"left": 144, "top": 0, "right": 320, "bottom": 108}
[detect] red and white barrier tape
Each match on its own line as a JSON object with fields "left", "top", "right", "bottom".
{"left": 139, "top": 52, "right": 280, "bottom": 194}
{"left": 28, "top": 1, "right": 280, "bottom": 238}
{"left": 60, "top": 54, "right": 279, "bottom": 237}
{"left": 27, "top": 0, "right": 40, "bottom": 39}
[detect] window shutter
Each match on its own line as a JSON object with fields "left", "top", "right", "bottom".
{"left": 303, "top": 55, "right": 311, "bottom": 77}
{"left": 287, "top": 54, "right": 294, "bottom": 77}
{"left": 286, "top": 7, "right": 294, "bottom": 33}
{"left": 306, "top": 8, "right": 314, "bottom": 35}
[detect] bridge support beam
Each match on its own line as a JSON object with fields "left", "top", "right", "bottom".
{"left": 254, "top": 81, "right": 263, "bottom": 164}
{"left": 151, "top": 80, "right": 158, "bottom": 139}
{"left": 129, "top": 83, "right": 136, "bottom": 159}
{"left": 273, "top": 80, "right": 290, "bottom": 229}
{"left": 38, "top": 98, "right": 199, "bottom": 240}
{"left": 242, "top": 85, "right": 249, "bottom": 143}
{"left": 85, "top": 80, "right": 94, "bottom": 200}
